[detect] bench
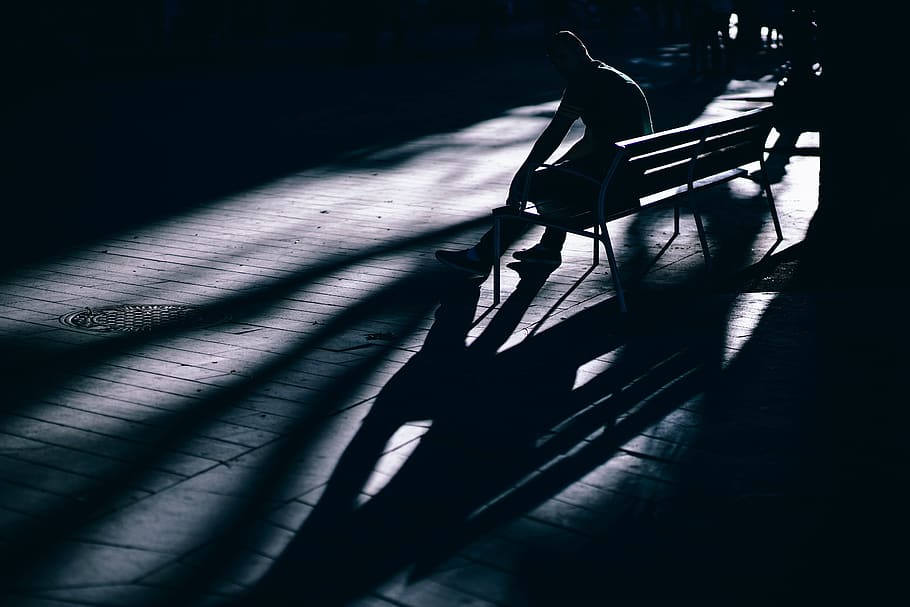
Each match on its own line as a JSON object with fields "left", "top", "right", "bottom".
{"left": 491, "top": 105, "right": 783, "bottom": 312}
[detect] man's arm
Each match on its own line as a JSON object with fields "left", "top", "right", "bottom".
{"left": 506, "top": 109, "right": 577, "bottom": 206}
{"left": 553, "top": 133, "right": 594, "bottom": 163}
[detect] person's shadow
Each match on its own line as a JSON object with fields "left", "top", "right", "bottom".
{"left": 233, "top": 241, "right": 736, "bottom": 607}
{"left": 235, "top": 262, "right": 586, "bottom": 606}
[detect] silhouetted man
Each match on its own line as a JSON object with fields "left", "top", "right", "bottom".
{"left": 435, "top": 30, "right": 653, "bottom": 276}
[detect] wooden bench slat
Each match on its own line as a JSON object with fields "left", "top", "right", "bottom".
{"left": 701, "top": 127, "right": 769, "bottom": 155}
{"left": 640, "top": 168, "right": 748, "bottom": 206}
{"left": 625, "top": 139, "right": 703, "bottom": 168}
{"left": 632, "top": 163, "right": 694, "bottom": 197}
{"left": 693, "top": 147, "right": 760, "bottom": 182}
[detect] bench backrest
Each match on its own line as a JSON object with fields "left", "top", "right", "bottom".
{"left": 607, "top": 106, "right": 774, "bottom": 202}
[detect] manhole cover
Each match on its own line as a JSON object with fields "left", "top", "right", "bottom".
{"left": 60, "top": 304, "right": 227, "bottom": 333}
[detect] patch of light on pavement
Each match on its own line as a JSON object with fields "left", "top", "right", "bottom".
{"left": 353, "top": 100, "right": 567, "bottom": 201}
{"left": 359, "top": 423, "right": 430, "bottom": 500}
{"left": 572, "top": 350, "right": 622, "bottom": 391}
{"left": 722, "top": 292, "right": 777, "bottom": 368}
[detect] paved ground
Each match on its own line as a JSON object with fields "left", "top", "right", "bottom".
{"left": 3, "top": 12, "right": 891, "bottom": 607}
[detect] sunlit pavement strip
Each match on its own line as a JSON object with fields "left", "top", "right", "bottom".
{"left": 1, "top": 68, "right": 819, "bottom": 604}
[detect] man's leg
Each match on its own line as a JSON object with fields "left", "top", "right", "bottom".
{"left": 473, "top": 219, "right": 536, "bottom": 263}
{"left": 435, "top": 164, "right": 597, "bottom": 274}
{"left": 511, "top": 164, "right": 599, "bottom": 265}
{"left": 510, "top": 226, "right": 565, "bottom": 266}
{"left": 435, "top": 219, "right": 534, "bottom": 276}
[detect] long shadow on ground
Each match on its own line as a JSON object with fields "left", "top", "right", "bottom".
{"left": 229, "top": 235, "right": 828, "bottom": 606}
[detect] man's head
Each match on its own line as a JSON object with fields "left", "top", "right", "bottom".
{"left": 546, "top": 30, "right": 592, "bottom": 77}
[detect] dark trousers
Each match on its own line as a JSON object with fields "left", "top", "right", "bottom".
{"left": 474, "top": 161, "right": 606, "bottom": 263}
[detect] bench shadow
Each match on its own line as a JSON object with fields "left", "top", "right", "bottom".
{"left": 231, "top": 253, "right": 751, "bottom": 605}
{"left": 229, "top": 118, "right": 801, "bottom": 602}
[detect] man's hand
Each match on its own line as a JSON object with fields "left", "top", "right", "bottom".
{"left": 505, "top": 107, "right": 575, "bottom": 207}
{"left": 506, "top": 168, "right": 530, "bottom": 207}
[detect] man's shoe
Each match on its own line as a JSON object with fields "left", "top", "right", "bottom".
{"left": 512, "top": 244, "right": 562, "bottom": 266}
{"left": 435, "top": 249, "right": 491, "bottom": 277}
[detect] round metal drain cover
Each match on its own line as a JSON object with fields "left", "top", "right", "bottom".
{"left": 60, "top": 304, "right": 226, "bottom": 333}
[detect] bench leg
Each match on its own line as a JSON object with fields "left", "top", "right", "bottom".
{"left": 691, "top": 207, "right": 713, "bottom": 270}
{"left": 674, "top": 205, "right": 681, "bottom": 235}
{"left": 593, "top": 222, "right": 601, "bottom": 266}
{"left": 600, "top": 224, "right": 628, "bottom": 313}
{"left": 492, "top": 217, "right": 501, "bottom": 305}
{"left": 759, "top": 161, "right": 783, "bottom": 240}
